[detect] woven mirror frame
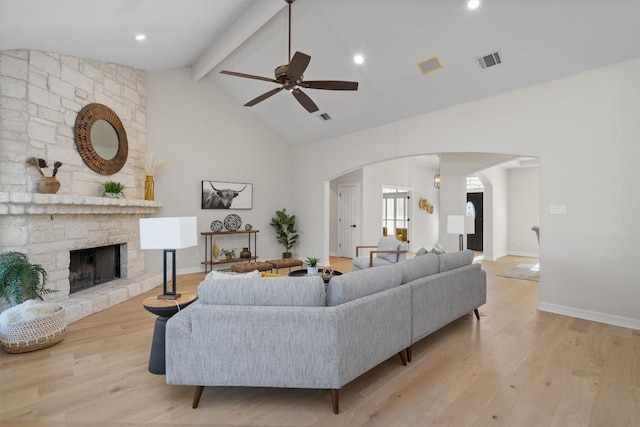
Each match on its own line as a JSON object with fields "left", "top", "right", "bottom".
{"left": 74, "top": 103, "right": 128, "bottom": 175}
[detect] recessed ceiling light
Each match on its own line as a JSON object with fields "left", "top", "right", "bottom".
{"left": 133, "top": 34, "right": 147, "bottom": 41}
{"left": 467, "top": 0, "right": 480, "bottom": 10}
{"left": 353, "top": 54, "right": 364, "bottom": 65}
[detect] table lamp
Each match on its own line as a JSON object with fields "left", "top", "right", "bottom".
{"left": 140, "top": 216, "right": 197, "bottom": 300}
{"left": 447, "top": 215, "right": 475, "bottom": 251}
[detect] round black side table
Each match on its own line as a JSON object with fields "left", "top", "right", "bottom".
{"left": 143, "top": 292, "right": 197, "bottom": 374}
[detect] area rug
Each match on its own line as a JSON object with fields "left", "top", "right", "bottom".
{"left": 496, "top": 263, "right": 539, "bottom": 282}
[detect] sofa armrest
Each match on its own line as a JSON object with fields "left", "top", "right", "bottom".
{"left": 355, "top": 245, "right": 378, "bottom": 256}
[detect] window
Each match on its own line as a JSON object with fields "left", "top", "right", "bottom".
{"left": 382, "top": 187, "right": 410, "bottom": 241}
{"left": 466, "top": 176, "right": 483, "bottom": 190}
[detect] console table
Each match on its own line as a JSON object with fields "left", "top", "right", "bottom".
{"left": 201, "top": 230, "right": 259, "bottom": 272}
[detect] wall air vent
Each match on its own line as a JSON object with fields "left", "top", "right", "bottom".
{"left": 476, "top": 51, "right": 503, "bottom": 70}
{"left": 319, "top": 113, "right": 332, "bottom": 121}
{"left": 417, "top": 56, "right": 443, "bottom": 75}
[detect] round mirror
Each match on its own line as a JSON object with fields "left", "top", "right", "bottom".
{"left": 90, "top": 120, "right": 118, "bottom": 160}
{"left": 74, "top": 103, "right": 128, "bottom": 175}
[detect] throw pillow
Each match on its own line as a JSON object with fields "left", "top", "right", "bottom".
{"left": 204, "top": 269, "right": 260, "bottom": 281}
{"left": 415, "top": 247, "right": 428, "bottom": 256}
{"left": 431, "top": 242, "right": 446, "bottom": 254}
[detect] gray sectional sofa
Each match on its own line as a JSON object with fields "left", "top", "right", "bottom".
{"left": 165, "top": 249, "right": 486, "bottom": 414}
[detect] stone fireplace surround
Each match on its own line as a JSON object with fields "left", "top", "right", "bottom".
{"left": 0, "top": 49, "right": 164, "bottom": 323}
{"left": 0, "top": 192, "right": 163, "bottom": 323}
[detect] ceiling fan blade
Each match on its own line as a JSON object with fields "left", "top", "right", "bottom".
{"left": 220, "top": 70, "right": 279, "bottom": 84}
{"left": 291, "top": 88, "right": 319, "bottom": 113}
{"left": 301, "top": 80, "right": 359, "bottom": 91}
{"left": 287, "top": 51, "right": 311, "bottom": 80}
{"left": 244, "top": 87, "right": 284, "bottom": 107}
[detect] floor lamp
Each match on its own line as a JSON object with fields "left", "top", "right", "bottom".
{"left": 447, "top": 215, "right": 475, "bottom": 251}
{"left": 140, "top": 216, "right": 198, "bottom": 300}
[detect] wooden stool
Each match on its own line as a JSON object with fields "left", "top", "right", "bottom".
{"left": 267, "top": 258, "right": 303, "bottom": 273}
{"left": 230, "top": 262, "right": 273, "bottom": 273}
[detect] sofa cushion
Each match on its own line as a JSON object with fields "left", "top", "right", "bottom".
{"left": 198, "top": 276, "right": 325, "bottom": 307}
{"left": 377, "top": 236, "right": 402, "bottom": 262}
{"left": 326, "top": 263, "right": 403, "bottom": 306}
{"left": 438, "top": 249, "right": 474, "bottom": 272}
{"left": 400, "top": 252, "right": 439, "bottom": 284}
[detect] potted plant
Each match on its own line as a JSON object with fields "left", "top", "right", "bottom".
{"left": 220, "top": 248, "right": 236, "bottom": 260}
{"left": 0, "top": 252, "right": 55, "bottom": 305}
{"left": 270, "top": 208, "right": 299, "bottom": 258}
{"left": 305, "top": 257, "right": 320, "bottom": 275}
{"left": 103, "top": 181, "right": 125, "bottom": 198}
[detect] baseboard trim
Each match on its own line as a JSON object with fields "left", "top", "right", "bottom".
{"left": 508, "top": 251, "right": 539, "bottom": 257}
{"left": 538, "top": 301, "right": 640, "bottom": 330}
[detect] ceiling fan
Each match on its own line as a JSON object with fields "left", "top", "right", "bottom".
{"left": 219, "top": 0, "right": 358, "bottom": 113}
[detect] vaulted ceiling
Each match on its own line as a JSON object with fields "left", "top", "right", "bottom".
{"left": 2, "top": 0, "right": 639, "bottom": 145}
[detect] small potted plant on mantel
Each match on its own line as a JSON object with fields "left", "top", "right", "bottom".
{"left": 103, "top": 181, "right": 125, "bottom": 198}
{"left": 305, "top": 257, "right": 320, "bottom": 275}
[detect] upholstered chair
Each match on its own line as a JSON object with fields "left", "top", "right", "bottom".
{"left": 352, "top": 236, "right": 409, "bottom": 271}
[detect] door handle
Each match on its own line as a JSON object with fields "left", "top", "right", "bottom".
{"left": 350, "top": 224, "right": 357, "bottom": 228}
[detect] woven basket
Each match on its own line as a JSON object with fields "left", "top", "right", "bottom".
{"left": 0, "top": 305, "right": 66, "bottom": 353}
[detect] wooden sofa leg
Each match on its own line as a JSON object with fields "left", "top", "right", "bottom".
{"left": 398, "top": 350, "right": 407, "bottom": 366}
{"left": 192, "top": 386, "right": 204, "bottom": 409}
{"left": 406, "top": 346, "right": 412, "bottom": 363}
{"left": 331, "top": 389, "right": 339, "bottom": 414}
{"left": 474, "top": 308, "right": 480, "bottom": 320}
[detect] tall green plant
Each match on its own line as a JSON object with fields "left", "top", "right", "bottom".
{"left": 0, "top": 252, "right": 55, "bottom": 305}
{"left": 270, "top": 208, "right": 299, "bottom": 253}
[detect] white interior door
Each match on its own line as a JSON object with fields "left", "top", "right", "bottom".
{"left": 338, "top": 184, "right": 360, "bottom": 258}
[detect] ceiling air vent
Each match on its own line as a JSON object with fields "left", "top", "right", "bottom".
{"left": 476, "top": 51, "right": 503, "bottom": 70}
{"left": 319, "top": 113, "right": 332, "bottom": 121}
{"left": 417, "top": 56, "right": 442, "bottom": 75}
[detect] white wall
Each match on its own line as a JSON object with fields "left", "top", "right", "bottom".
{"left": 146, "top": 68, "right": 292, "bottom": 272}
{"left": 507, "top": 167, "right": 540, "bottom": 256}
{"left": 291, "top": 58, "right": 640, "bottom": 329}
{"left": 481, "top": 165, "right": 508, "bottom": 260}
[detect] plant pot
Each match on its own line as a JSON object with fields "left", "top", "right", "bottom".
{"left": 282, "top": 252, "right": 292, "bottom": 259}
{"left": 38, "top": 177, "right": 60, "bottom": 194}
{"left": 105, "top": 192, "right": 119, "bottom": 198}
{"left": 307, "top": 266, "right": 318, "bottom": 275}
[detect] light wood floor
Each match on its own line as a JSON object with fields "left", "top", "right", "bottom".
{"left": 1, "top": 256, "right": 638, "bottom": 426}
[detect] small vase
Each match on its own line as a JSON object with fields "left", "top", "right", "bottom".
{"left": 240, "top": 247, "right": 251, "bottom": 259}
{"left": 212, "top": 241, "right": 220, "bottom": 259}
{"left": 39, "top": 177, "right": 60, "bottom": 194}
{"left": 144, "top": 175, "right": 154, "bottom": 201}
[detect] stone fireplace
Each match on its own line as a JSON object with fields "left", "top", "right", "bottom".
{"left": 0, "top": 193, "right": 163, "bottom": 322}
{"left": 0, "top": 49, "right": 164, "bottom": 322}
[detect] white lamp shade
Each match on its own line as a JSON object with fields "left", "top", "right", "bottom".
{"left": 447, "top": 215, "right": 476, "bottom": 235}
{"left": 140, "top": 217, "right": 198, "bottom": 249}
{"left": 447, "top": 215, "right": 465, "bottom": 235}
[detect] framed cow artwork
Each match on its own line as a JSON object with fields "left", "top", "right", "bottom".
{"left": 201, "top": 180, "right": 253, "bottom": 210}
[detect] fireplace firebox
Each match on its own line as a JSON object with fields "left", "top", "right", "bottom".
{"left": 69, "top": 245, "right": 122, "bottom": 293}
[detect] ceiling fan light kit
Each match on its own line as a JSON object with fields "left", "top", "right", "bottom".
{"left": 220, "top": 0, "right": 358, "bottom": 113}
